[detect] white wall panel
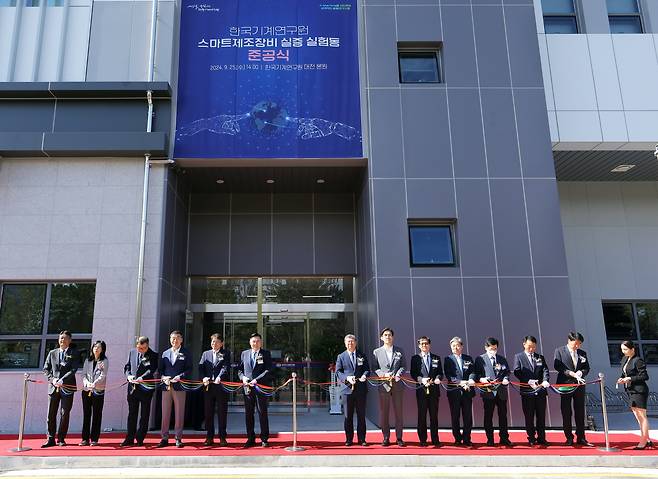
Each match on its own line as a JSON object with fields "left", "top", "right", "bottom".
{"left": 555, "top": 111, "right": 602, "bottom": 143}
{"left": 62, "top": 5, "right": 91, "bottom": 80}
{"left": 13, "top": 8, "right": 40, "bottom": 81}
{"left": 587, "top": 35, "right": 623, "bottom": 110}
{"left": 37, "top": 7, "right": 64, "bottom": 81}
{"left": 0, "top": 9, "right": 16, "bottom": 81}
{"left": 546, "top": 35, "right": 597, "bottom": 110}
{"left": 599, "top": 110, "right": 628, "bottom": 143}
{"left": 613, "top": 35, "right": 658, "bottom": 110}
{"left": 625, "top": 111, "right": 658, "bottom": 142}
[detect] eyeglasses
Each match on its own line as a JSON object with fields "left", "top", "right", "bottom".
{"left": 419, "top": 342, "right": 430, "bottom": 345}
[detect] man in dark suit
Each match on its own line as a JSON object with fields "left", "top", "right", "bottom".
{"left": 335, "top": 334, "right": 369, "bottom": 446}
{"left": 443, "top": 336, "right": 476, "bottom": 447}
{"left": 198, "top": 333, "right": 231, "bottom": 447}
{"left": 410, "top": 336, "right": 443, "bottom": 447}
{"left": 238, "top": 332, "right": 274, "bottom": 448}
{"left": 42, "top": 330, "right": 79, "bottom": 447}
{"left": 474, "top": 337, "right": 512, "bottom": 447}
{"left": 513, "top": 335, "right": 550, "bottom": 446}
{"left": 157, "top": 330, "right": 193, "bottom": 448}
{"left": 553, "top": 331, "right": 593, "bottom": 447}
{"left": 120, "top": 336, "right": 158, "bottom": 447}
{"left": 372, "top": 327, "right": 406, "bottom": 446}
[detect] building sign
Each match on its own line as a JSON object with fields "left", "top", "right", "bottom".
{"left": 174, "top": 0, "right": 362, "bottom": 159}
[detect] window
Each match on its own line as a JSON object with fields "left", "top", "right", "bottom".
{"left": 602, "top": 302, "right": 658, "bottom": 365}
{"left": 0, "top": 282, "right": 96, "bottom": 369}
{"left": 607, "top": 0, "right": 643, "bottom": 33}
{"left": 542, "top": 0, "right": 579, "bottom": 34}
{"left": 398, "top": 45, "right": 441, "bottom": 84}
{"left": 408, "top": 223, "right": 456, "bottom": 267}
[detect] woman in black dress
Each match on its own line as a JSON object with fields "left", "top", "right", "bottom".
{"left": 616, "top": 340, "right": 651, "bottom": 449}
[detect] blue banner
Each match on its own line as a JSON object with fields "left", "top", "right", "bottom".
{"left": 174, "top": 0, "right": 362, "bottom": 159}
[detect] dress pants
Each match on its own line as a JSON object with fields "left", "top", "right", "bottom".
{"left": 416, "top": 389, "right": 440, "bottom": 444}
{"left": 343, "top": 392, "right": 367, "bottom": 442}
{"left": 204, "top": 384, "right": 228, "bottom": 440}
{"left": 244, "top": 389, "right": 269, "bottom": 442}
{"left": 81, "top": 392, "right": 105, "bottom": 442}
{"left": 126, "top": 391, "right": 153, "bottom": 443}
{"left": 447, "top": 390, "right": 472, "bottom": 443}
{"left": 521, "top": 393, "right": 547, "bottom": 442}
{"left": 47, "top": 390, "right": 74, "bottom": 442}
{"left": 378, "top": 383, "right": 404, "bottom": 441}
{"left": 161, "top": 389, "right": 186, "bottom": 440}
{"left": 561, "top": 387, "right": 586, "bottom": 441}
{"left": 482, "top": 394, "right": 509, "bottom": 442}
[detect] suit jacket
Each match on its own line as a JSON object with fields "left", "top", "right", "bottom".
{"left": 124, "top": 347, "right": 158, "bottom": 397}
{"left": 198, "top": 347, "right": 231, "bottom": 382}
{"left": 513, "top": 351, "right": 550, "bottom": 397}
{"left": 159, "top": 347, "right": 193, "bottom": 391}
{"left": 335, "top": 349, "right": 370, "bottom": 396}
{"left": 373, "top": 345, "right": 406, "bottom": 393}
{"left": 620, "top": 355, "right": 649, "bottom": 395}
{"left": 443, "top": 353, "right": 476, "bottom": 397}
{"left": 238, "top": 349, "right": 273, "bottom": 388}
{"left": 474, "top": 353, "right": 510, "bottom": 400}
{"left": 553, "top": 345, "right": 590, "bottom": 385}
{"left": 410, "top": 353, "right": 443, "bottom": 397}
{"left": 81, "top": 357, "right": 108, "bottom": 391}
{"left": 43, "top": 347, "right": 80, "bottom": 395}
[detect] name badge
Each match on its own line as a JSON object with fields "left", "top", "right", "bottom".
{"left": 178, "top": 354, "right": 185, "bottom": 360}
{"left": 463, "top": 360, "right": 472, "bottom": 367}
{"left": 580, "top": 356, "right": 587, "bottom": 363}
{"left": 142, "top": 361, "right": 151, "bottom": 367}
{"left": 536, "top": 360, "right": 543, "bottom": 366}
{"left": 431, "top": 359, "right": 439, "bottom": 366}
{"left": 217, "top": 354, "right": 224, "bottom": 361}
{"left": 357, "top": 357, "right": 364, "bottom": 366}
{"left": 256, "top": 359, "right": 264, "bottom": 365}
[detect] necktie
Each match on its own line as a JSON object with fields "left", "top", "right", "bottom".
{"left": 59, "top": 350, "right": 64, "bottom": 364}
{"left": 351, "top": 352, "right": 355, "bottom": 368}
{"left": 571, "top": 350, "right": 578, "bottom": 368}
{"left": 425, "top": 354, "right": 430, "bottom": 372}
{"left": 528, "top": 354, "right": 534, "bottom": 368}
{"left": 491, "top": 355, "right": 496, "bottom": 368}
{"left": 214, "top": 351, "right": 220, "bottom": 366}
{"left": 456, "top": 355, "right": 462, "bottom": 375}
{"left": 252, "top": 351, "right": 257, "bottom": 367}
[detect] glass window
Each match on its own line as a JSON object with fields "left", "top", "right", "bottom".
{"left": 544, "top": 16, "right": 579, "bottom": 34}
{"left": 398, "top": 51, "right": 440, "bottom": 84}
{"left": 0, "top": 282, "right": 95, "bottom": 369}
{"left": 0, "top": 0, "right": 18, "bottom": 5}
{"left": 607, "top": 342, "right": 624, "bottom": 366}
{"left": 636, "top": 303, "right": 658, "bottom": 340}
{"left": 641, "top": 344, "right": 658, "bottom": 366}
{"left": 0, "top": 284, "right": 46, "bottom": 335}
{"left": 607, "top": 0, "right": 643, "bottom": 33}
{"left": 24, "top": 0, "right": 39, "bottom": 5}
{"left": 542, "top": 0, "right": 578, "bottom": 34}
{"left": 542, "top": 0, "right": 576, "bottom": 13}
{"left": 47, "top": 283, "right": 95, "bottom": 334}
{"left": 0, "top": 341, "right": 41, "bottom": 369}
{"left": 602, "top": 303, "right": 636, "bottom": 340}
{"left": 607, "top": 0, "right": 639, "bottom": 14}
{"left": 408, "top": 224, "right": 456, "bottom": 267}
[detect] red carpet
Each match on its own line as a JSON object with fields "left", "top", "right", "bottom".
{"left": 1, "top": 431, "right": 655, "bottom": 456}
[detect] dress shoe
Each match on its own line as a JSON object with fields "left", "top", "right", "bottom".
{"left": 203, "top": 439, "right": 214, "bottom": 447}
{"left": 486, "top": 440, "right": 496, "bottom": 447}
{"left": 576, "top": 439, "right": 594, "bottom": 447}
{"left": 156, "top": 439, "right": 169, "bottom": 448}
{"left": 90, "top": 441, "right": 99, "bottom": 447}
{"left": 633, "top": 443, "right": 648, "bottom": 450}
{"left": 119, "top": 439, "right": 134, "bottom": 447}
{"left": 219, "top": 439, "right": 229, "bottom": 447}
{"left": 463, "top": 440, "right": 474, "bottom": 447}
{"left": 78, "top": 440, "right": 89, "bottom": 446}
{"left": 57, "top": 441, "right": 67, "bottom": 447}
{"left": 243, "top": 440, "right": 256, "bottom": 448}
{"left": 381, "top": 439, "right": 391, "bottom": 447}
{"left": 41, "top": 440, "right": 56, "bottom": 448}
{"left": 396, "top": 440, "right": 406, "bottom": 447}
{"left": 564, "top": 438, "right": 574, "bottom": 446}
{"left": 536, "top": 439, "right": 549, "bottom": 447}
{"left": 345, "top": 441, "right": 353, "bottom": 446}
{"left": 135, "top": 440, "right": 144, "bottom": 447}
{"left": 432, "top": 441, "right": 442, "bottom": 448}
{"left": 176, "top": 439, "right": 184, "bottom": 448}
{"left": 261, "top": 441, "right": 270, "bottom": 448}
{"left": 360, "top": 441, "right": 368, "bottom": 447}
{"left": 500, "top": 439, "right": 513, "bottom": 447}
{"left": 527, "top": 438, "right": 536, "bottom": 446}
{"left": 453, "top": 440, "right": 463, "bottom": 446}
{"left": 419, "top": 441, "right": 428, "bottom": 447}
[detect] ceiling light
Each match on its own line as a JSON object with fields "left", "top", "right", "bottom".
{"left": 215, "top": 179, "right": 225, "bottom": 184}
{"left": 266, "top": 179, "right": 275, "bottom": 184}
{"left": 316, "top": 178, "right": 325, "bottom": 184}
{"left": 610, "top": 164, "right": 635, "bottom": 173}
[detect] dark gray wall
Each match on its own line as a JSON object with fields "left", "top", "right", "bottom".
{"left": 359, "top": 0, "right": 574, "bottom": 428}
{"left": 187, "top": 193, "right": 357, "bottom": 276}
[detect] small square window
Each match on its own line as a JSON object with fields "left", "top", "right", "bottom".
{"left": 398, "top": 51, "right": 440, "bottom": 84}
{"left": 544, "top": 16, "right": 579, "bottom": 33}
{"left": 609, "top": 16, "right": 643, "bottom": 33}
{"left": 602, "top": 303, "right": 637, "bottom": 340}
{"left": 408, "top": 224, "right": 455, "bottom": 267}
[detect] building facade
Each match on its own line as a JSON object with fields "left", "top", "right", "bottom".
{"left": 0, "top": 0, "right": 656, "bottom": 434}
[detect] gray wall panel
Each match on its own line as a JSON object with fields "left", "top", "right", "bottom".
{"left": 514, "top": 89, "right": 557, "bottom": 178}
{"left": 449, "top": 89, "right": 487, "bottom": 178}
{"left": 455, "top": 179, "right": 497, "bottom": 275}
{"left": 369, "top": 89, "right": 405, "bottom": 178}
{"left": 231, "top": 193, "right": 271, "bottom": 213}
{"left": 490, "top": 179, "right": 533, "bottom": 277}
{"left": 229, "top": 214, "right": 272, "bottom": 275}
{"left": 273, "top": 194, "right": 312, "bottom": 213}
{"left": 0, "top": 101, "right": 54, "bottom": 132}
{"left": 481, "top": 89, "right": 522, "bottom": 178}
{"left": 376, "top": 277, "right": 414, "bottom": 353}
{"left": 406, "top": 178, "right": 456, "bottom": 219}
{"left": 372, "top": 179, "right": 410, "bottom": 277}
{"left": 315, "top": 193, "right": 354, "bottom": 213}
{"left": 364, "top": 6, "right": 398, "bottom": 87}
{"left": 504, "top": 5, "right": 544, "bottom": 87}
{"left": 535, "top": 277, "right": 575, "bottom": 359}
{"left": 396, "top": 6, "right": 442, "bottom": 42}
{"left": 86, "top": 3, "right": 134, "bottom": 80}
{"left": 190, "top": 194, "right": 230, "bottom": 214}
{"left": 499, "top": 278, "right": 539, "bottom": 346}
{"left": 272, "top": 214, "right": 314, "bottom": 274}
{"left": 472, "top": 5, "right": 511, "bottom": 88}
{"left": 401, "top": 89, "right": 453, "bottom": 179}
{"left": 441, "top": 6, "right": 478, "bottom": 87}
{"left": 314, "top": 213, "right": 357, "bottom": 275}
{"left": 187, "top": 214, "right": 230, "bottom": 275}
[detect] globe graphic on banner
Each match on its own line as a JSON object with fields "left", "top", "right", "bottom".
{"left": 250, "top": 101, "right": 289, "bottom": 135}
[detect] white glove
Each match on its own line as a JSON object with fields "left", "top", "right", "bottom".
{"left": 162, "top": 376, "right": 171, "bottom": 386}
{"left": 358, "top": 375, "right": 367, "bottom": 382}
{"left": 572, "top": 370, "right": 583, "bottom": 379}
{"left": 347, "top": 375, "right": 356, "bottom": 385}
{"left": 249, "top": 379, "right": 257, "bottom": 387}
{"left": 384, "top": 372, "right": 393, "bottom": 378}
{"left": 214, "top": 377, "right": 222, "bottom": 384}
{"left": 502, "top": 378, "right": 509, "bottom": 386}
{"left": 433, "top": 377, "right": 441, "bottom": 385}
{"left": 242, "top": 377, "right": 250, "bottom": 385}
{"left": 127, "top": 375, "right": 135, "bottom": 383}
{"left": 394, "top": 375, "right": 401, "bottom": 382}
{"left": 171, "top": 375, "right": 181, "bottom": 383}
{"left": 528, "top": 379, "right": 538, "bottom": 389}
{"left": 54, "top": 379, "right": 63, "bottom": 388}
{"left": 467, "top": 378, "right": 475, "bottom": 386}
{"left": 480, "top": 377, "right": 490, "bottom": 384}
{"left": 577, "top": 377, "right": 586, "bottom": 385}
{"left": 459, "top": 380, "right": 467, "bottom": 387}
{"left": 421, "top": 378, "right": 431, "bottom": 386}
{"left": 541, "top": 381, "right": 550, "bottom": 389}
{"left": 202, "top": 377, "right": 210, "bottom": 386}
